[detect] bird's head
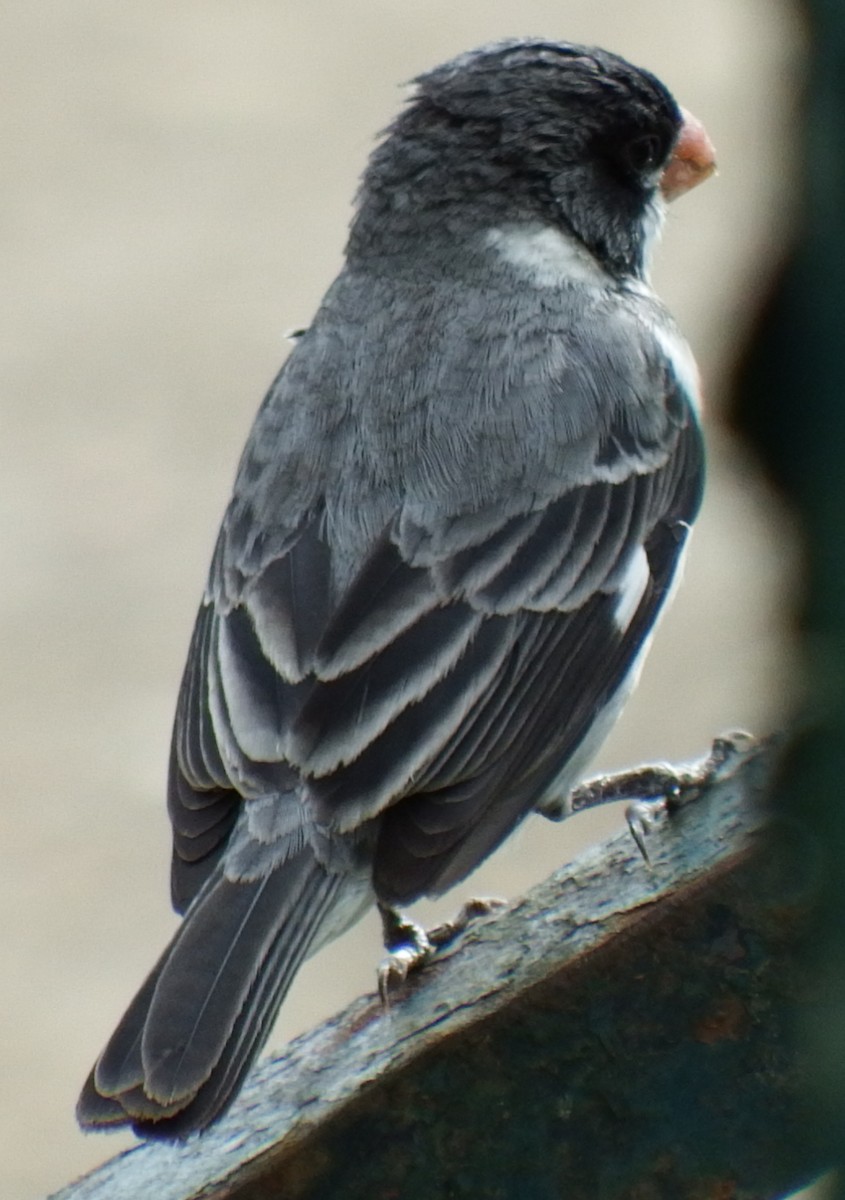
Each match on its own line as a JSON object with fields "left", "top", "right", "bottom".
{"left": 349, "top": 39, "right": 715, "bottom": 280}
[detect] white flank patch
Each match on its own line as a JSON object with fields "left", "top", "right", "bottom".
{"left": 485, "top": 223, "right": 609, "bottom": 289}
{"left": 613, "top": 545, "right": 650, "bottom": 631}
{"left": 536, "top": 637, "right": 653, "bottom": 817}
{"left": 648, "top": 318, "right": 703, "bottom": 413}
{"left": 536, "top": 533, "right": 693, "bottom": 816}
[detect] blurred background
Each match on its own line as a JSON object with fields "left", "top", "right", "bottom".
{"left": 1, "top": 2, "right": 807, "bottom": 1196}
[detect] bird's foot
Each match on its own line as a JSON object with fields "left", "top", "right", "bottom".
{"left": 624, "top": 730, "right": 759, "bottom": 859}
{"left": 543, "top": 731, "right": 758, "bottom": 861}
{"left": 377, "top": 897, "right": 506, "bottom": 1004}
{"left": 377, "top": 908, "right": 433, "bottom": 1004}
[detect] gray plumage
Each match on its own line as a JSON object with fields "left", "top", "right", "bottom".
{"left": 78, "top": 38, "right": 706, "bottom": 1137}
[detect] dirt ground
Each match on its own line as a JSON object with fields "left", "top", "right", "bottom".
{"left": 2, "top": 3, "right": 806, "bottom": 1197}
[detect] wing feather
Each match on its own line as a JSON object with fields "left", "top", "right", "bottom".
{"left": 177, "top": 604, "right": 229, "bottom": 790}
{"left": 432, "top": 509, "right": 546, "bottom": 595}
{"left": 167, "top": 343, "right": 704, "bottom": 913}
{"left": 474, "top": 490, "right": 598, "bottom": 612}
{"left": 314, "top": 533, "right": 442, "bottom": 678}
{"left": 241, "top": 520, "right": 332, "bottom": 683}
{"left": 291, "top": 602, "right": 483, "bottom": 776}
{"left": 304, "top": 614, "right": 518, "bottom": 829}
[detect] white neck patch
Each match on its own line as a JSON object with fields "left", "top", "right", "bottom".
{"left": 484, "top": 223, "right": 609, "bottom": 289}
{"left": 638, "top": 194, "right": 667, "bottom": 283}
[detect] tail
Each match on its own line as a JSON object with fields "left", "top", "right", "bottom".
{"left": 77, "top": 850, "right": 342, "bottom": 1139}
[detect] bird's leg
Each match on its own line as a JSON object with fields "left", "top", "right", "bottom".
{"left": 377, "top": 905, "right": 434, "bottom": 1003}
{"left": 537, "top": 731, "right": 758, "bottom": 861}
{"left": 377, "top": 897, "right": 506, "bottom": 1003}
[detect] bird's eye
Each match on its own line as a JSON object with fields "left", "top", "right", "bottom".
{"left": 624, "top": 134, "right": 664, "bottom": 175}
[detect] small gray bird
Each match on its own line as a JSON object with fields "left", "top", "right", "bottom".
{"left": 78, "top": 38, "right": 715, "bottom": 1137}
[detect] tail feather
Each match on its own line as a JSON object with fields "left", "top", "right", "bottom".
{"left": 77, "top": 850, "right": 341, "bottom": 1137}
{"left": 143, "top": 869, "right": 298, "bottom": 1105}
{"left": 133, "top": 869, "right": 342, "bottom": 1138}
{"left": 86, "top": 953, "right": 162, "bottom": 1098}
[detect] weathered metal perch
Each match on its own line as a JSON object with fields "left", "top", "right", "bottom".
{"left": 54, "top": 735, "right": 827, "bottom": 1200}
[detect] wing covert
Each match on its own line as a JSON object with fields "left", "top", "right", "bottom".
{"left": 168, "top": 344, "right": 703, "bottom": 912}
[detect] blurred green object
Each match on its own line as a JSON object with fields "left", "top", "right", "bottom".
{"left": 734, "top": 0, "right": 845, "bottom": 1186}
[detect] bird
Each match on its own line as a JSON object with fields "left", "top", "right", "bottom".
{"left": 77, "top": 37, "right": 715, "bottom": 1138}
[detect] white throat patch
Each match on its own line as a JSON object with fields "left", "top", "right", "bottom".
{"left": 484, "top": 223, "right": 609, "bottom": 289}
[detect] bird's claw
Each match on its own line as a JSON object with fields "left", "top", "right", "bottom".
{"left": 377, "top": 897, "right": 505, "bottom": 1005}
{"left": 622, "top": 730, "right": 758, "bottom": 859}
{"left": 377, "top": 938, "right": 433, "bottom": 1005}
{"left": 623, "top": 769, "right": 691, "bottom": 861}
{"left": 625, "top": 797, "right": 666, "bottom": 862}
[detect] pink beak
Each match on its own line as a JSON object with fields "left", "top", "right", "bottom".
{"left": 660, "top": 107, "right": 717, "bottom": 201}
